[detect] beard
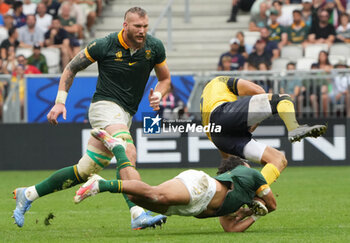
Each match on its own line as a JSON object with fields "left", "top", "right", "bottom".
{"left": 126, "top": 31, "right": 146, "bottom": 49}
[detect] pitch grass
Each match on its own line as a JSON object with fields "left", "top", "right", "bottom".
{"left": 1, "top": 167, "right": 350, "bottom": 243}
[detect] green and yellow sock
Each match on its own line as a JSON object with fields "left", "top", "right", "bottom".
{"left": 99, "top": 179, "right": 123, "bottom": 193}
{"left": 35, "top": 165, "right": 82, "bottom": 197}
{"left": 112, "top": 145, "right": 137, "bottom": 209}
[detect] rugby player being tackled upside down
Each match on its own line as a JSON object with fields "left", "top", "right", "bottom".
{"left": 75, "top": 128, "right": 276, "bottom": 232}
{"left": 200, "top": 76, "right": 327, "bottom": 186}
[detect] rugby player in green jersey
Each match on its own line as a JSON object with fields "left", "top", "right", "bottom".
{"left": 75, "top": 128, "right": 276, "bottom": 233}
{"left": 13, "top": 7, "right": 171, "bottom": 229}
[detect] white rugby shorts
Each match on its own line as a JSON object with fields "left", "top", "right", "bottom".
{"left": 165, "top": 170, "right": 216, "bottom": 216}
{"left": 88, "top": 100, "right": 132, "bottom": 129}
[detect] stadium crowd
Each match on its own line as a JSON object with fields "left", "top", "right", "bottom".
{"left": 0, "top": 0, "right": 104, "bottom": 121}
{"left": 219, "top": 0, "right": 350, "bottom": 117}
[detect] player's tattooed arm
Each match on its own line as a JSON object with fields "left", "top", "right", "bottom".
{"left": 60, "top": 50, "right": 93, "bottom": 91}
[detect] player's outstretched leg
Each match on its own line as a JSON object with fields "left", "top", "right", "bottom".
{"left": 75, "top": 173, "right": 167, "bottom": 229}
{"left": 90, "top": 128, "right": 167, "bottom": 230}
{"left": 269, "top": 94, "right": 327, "bottom": 142}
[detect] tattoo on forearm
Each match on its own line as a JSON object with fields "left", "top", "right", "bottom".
{"left": 62, "top": 50, "right": 93, "bottom": 90}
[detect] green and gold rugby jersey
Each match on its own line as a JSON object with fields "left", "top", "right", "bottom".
{"left": 85, "top": 29, "right": 166, "bottom": 115}
{"left": 214, "top": 165, "right": 268, "bottom": 216}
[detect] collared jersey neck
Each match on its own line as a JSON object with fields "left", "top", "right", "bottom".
{"left": 118, "top": 29, "right": 129, "bottom": 49}
{"left": 118, "top": 29, "right": 141, "bottom": 55}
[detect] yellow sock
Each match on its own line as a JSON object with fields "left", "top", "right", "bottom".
{"left": 261, "top": 163, "right": 280, "bottom": 185}
{"left": 276, "top": 100, "right": 299, "bottom": 131}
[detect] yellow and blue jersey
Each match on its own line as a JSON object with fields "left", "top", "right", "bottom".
{"left": 200, "top": 76, "right": 239, "bottom": 133}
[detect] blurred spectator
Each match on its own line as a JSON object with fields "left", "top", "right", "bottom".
{"left": 18, "top": 14, "right": 45, "bottom": 48}
{"left": 227, "top": 0, "right": 240, "bottom": 22}
{"left": 23, "top": 0, "right": 37, "bottom": 15}
{"left": 301, "top": 63, "right": 330, "bottom": 118}
{"left": 301, "top": 0, "right": 313, "bottom": 27}
{"left": 260, "top": 27, "right": 280, "bottom": 59}
{"left": 76, "top": 0, "right": 97, "bottom": 37}
{"left": 236, "top": 31, "right": 248, "bottom": 59}
{"left": 11, "top": 64, "right": 25, "bottom": 119}
{"left": 272, "top": 0, "right": 293, "bottom": 27}
{"left": 287, "top": 10, "right": 309, "bottom": 45}
{"left": 308, "top": 10, "right": 336, "bottom": 46}
{"left": 255, "top": 62, "right": 273, "bottom": 92}
{"left": 251, "top": 0, "right": 272, "bottom": 18}
{"left": 0, "top": 27, "right": 19, "bottom": 60}
{"left": 329, "top": 61, "right": 350, "bottom": 117}
{"left": 316, "top": 50, "right": 333, "bottom": 72}
{"left": 0, "top": 14, "right": 14, "bottom": 44}
{"left": 249, "top": 2, "right": 269, "bottom": 31}
{"left": 280, "top": 62, "right": 302, "bottom": 102}
{"left": 0, "top": 0, "right": 10, "bottom": 15}
{"left": 58, "top": 0, "right": 85, "bottom": 27}
{"left": 58, "top": 3, "right": 83, "bottom": 40}
{"left": 226, "top": 0, "right": 256, "bottom": 22}
{"left": 336, "top": 13, "right": 350, "bottom": 42}
{"left": 27, "top": 44, "right": 48, "bottom": 73}
{"left": 42, "top": 0, "right": 61, "bottom": 18}
{"left": 12, "top": 1, "right": 27, "bottom": 28}
{"left": 220, "top": 56, "right": 232, "bottom": 71}
{"left": 268, "top": 9, "right": 288, "bottom": 49}
{"left": 217, "top": 38, "right": 245, "bottom": 71}
{"left": 323, "top": 0, "right": 343, "bottom": 27}
{"left": 36, "top": 2, "right": 53, "bottom": 33}
{"left": 158, "top": 84, "right": 184, "bottom": 120}
{"left": 15, "top": 54, "right": 41, "bottom": 74}
{"left": 44, "top": 18, "right": 72, "bottom": 69}
{"left": 245, "top": 39, "right": 272, "bottom": 70}
{"left": 2, "top": 45, "right": 16, "bottom": 73}
{"left": 0, "top": 78, "right": 8, "bottom": 122}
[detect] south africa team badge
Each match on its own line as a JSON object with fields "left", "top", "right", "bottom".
{"left": 145, "top": 50, "right": 151, "bottom": 60}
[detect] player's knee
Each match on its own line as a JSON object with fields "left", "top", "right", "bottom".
{"left": 76, "top": 145, "right": 112, "bottom": 180}
{"left": 275, "top": 151, "right": 288, "bottom": 170}
{"left": 269, "top": 94, "right": 293, "bottom": 114}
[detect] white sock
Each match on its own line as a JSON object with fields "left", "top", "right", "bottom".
{"left": 130, "top": 206, "right": 145, "bottom": 220}
{"left": 25, "top": 186, "right": 39, "bottom": 201}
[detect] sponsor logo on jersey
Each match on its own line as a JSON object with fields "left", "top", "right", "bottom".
{"left": 129, "top": 62, "right": 137, "bottom": 66}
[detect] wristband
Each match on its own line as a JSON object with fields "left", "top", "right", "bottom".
{"left": 55, "top": 90, "right": 68, "bottom": 104}
{"left": 251, "top": 215, "right": 260, "bottom": 222}
{"left": 153, "top": 91, "right": 162, "bottom": 100}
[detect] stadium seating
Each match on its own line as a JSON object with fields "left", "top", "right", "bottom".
{"left": 41, "top": 48, "right": 61, "bottom": 74}
{"left": 281, "top": 45, "right": 303, "bottom": 60}
{"left": 16, "top": 48, "right": 33, "bottom": 58}
{"left": 296, "top": 57, "right": 317, "bottom": 70}
{"left": 328, "top": 55, "right": 346, "bottom": 66}
{"left": 271, "top": 58, "right": 290, "bottom": 71}
{"left": 304, "top": 44, "right": 328, "bottom": 58}
{"left": 329, "top": 43, "right": 350, "bottom": 57}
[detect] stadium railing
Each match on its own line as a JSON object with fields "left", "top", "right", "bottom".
{"left": 2, "top": 74, "right": 21, "bottom": 123}
{"left": 150, "top": 0, "right": 191, "bottom": 51}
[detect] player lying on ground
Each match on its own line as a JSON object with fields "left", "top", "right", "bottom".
{"left": 200, "top": 76, "right": 327, "bottom": 186}
{"left": 74, "top": 129, "right": 276, "bottom": 232}
{"left": 12, "top": 7, "right": 171, "bottom": 229}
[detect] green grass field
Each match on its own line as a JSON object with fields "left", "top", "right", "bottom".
{"left": 1, "top": 167, "right": 350, "bottom": 243}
